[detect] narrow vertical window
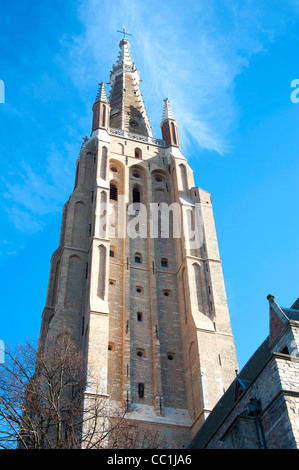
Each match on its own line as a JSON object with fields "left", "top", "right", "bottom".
{"left": 133, "top": 187, "right": 140, "bottom": 203}
{"left": 137, "top": 312, "right": 142, "bottom": 322}
{"left": 138, "top": 383, "right": 144, "bottom": 398}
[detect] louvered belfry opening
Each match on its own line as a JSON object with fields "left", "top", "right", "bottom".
{"left": 133, "top": 187, "right": 140, "bottom": 203}
{"left": 110, "top": 183, "right": 118, "bottom": 201}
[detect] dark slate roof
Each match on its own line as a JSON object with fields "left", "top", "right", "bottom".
{"left": 188, "top": 296, "right": 299, "bottom": 449}
{"left": 281, "top": 307, "right": 299, "bottom": 322}
{"left": 291, "top": 298, "right": 299, "bottom": 310}
{"left": 188, "top": 337, "right": 272, "bottom": 449}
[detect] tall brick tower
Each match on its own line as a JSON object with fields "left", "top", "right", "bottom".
{"left": 39, "top": 36, "right": 238, "bottom": 448}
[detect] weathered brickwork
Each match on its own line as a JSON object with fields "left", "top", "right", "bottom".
{"left": 38, "top": 38, "right": 238, "bottom": 448}
{"left": 189, "top": 298, "right": 299, "bottom": 449}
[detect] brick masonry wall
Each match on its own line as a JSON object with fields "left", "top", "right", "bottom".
{"left": 40, "top": 128, "right": 239, "bottom": 448}
{"left": 205, "top": 350, "right": 299, "bottom": 448}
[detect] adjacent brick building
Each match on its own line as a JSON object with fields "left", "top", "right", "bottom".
{"left": 189, "top": 295, "right": 299, "bottom": 449}
{"left": 38, "top": 36, "right": 238, "bottom": 448}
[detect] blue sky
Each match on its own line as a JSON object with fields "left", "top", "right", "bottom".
{"left": 0, "top": 0, "right": 299, "bottom": 370}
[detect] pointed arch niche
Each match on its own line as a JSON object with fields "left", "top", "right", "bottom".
{"left": 130, "top": 164, "right": 147, "bottom": 205}
{"left": 97, "top": 244, "right": 106, "bottom": 300}
{"left": 192, "top": 263, "right": 207, "bottom": 315}
{"left": 171, "top": 122, "right": 177, "bottom": 145}
{"left": 189, "top": 341, "right": 200, "bottom": 419}
{"left": 179, "top": 164, "right": 188, "bottom": 193}
{"left": 72, "top": 201, "right": 87, "bottom": 249}
{"left": 100, "top": 146, "right": 107, "bottom": 180}
{"left": 64, "top": 255, "right": 83, "bottom": 308}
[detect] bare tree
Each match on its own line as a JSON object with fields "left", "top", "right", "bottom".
{"left": 0, "top": 338, "right": 165, "bottom": 449}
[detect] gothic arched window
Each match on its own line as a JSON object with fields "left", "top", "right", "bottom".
{"left": 135, "top": 148, "right": 142, "bottom": 159}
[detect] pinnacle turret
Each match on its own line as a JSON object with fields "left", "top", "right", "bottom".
{"left": 160, "top": 98, "right": 180, "bottom": 149}
{"left": 92, "top": 82, "right": 110, "bottom": 133}
{"left": 94, "top": 82, "right": 108, "bottom": 104}
{"left": 161, "top": 98, "right": 176, "bottom": 123}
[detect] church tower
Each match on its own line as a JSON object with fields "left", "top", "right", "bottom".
{"left": 39, "top": 36, "right": 238, "bottom": 448}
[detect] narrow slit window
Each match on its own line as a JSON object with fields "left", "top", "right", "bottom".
{"left": 138, "top": 383, "right": 144, "bottom": 398}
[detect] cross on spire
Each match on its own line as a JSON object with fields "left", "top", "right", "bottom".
{"left": 117, "top": 26, "right": 132, "bottom": 40}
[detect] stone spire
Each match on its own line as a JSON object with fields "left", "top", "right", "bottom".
{"left": 94, "top": 82, "right": 108, "bottom": 104}
{"left": 109, "top": 38, "right": 152, "bottom": 137}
